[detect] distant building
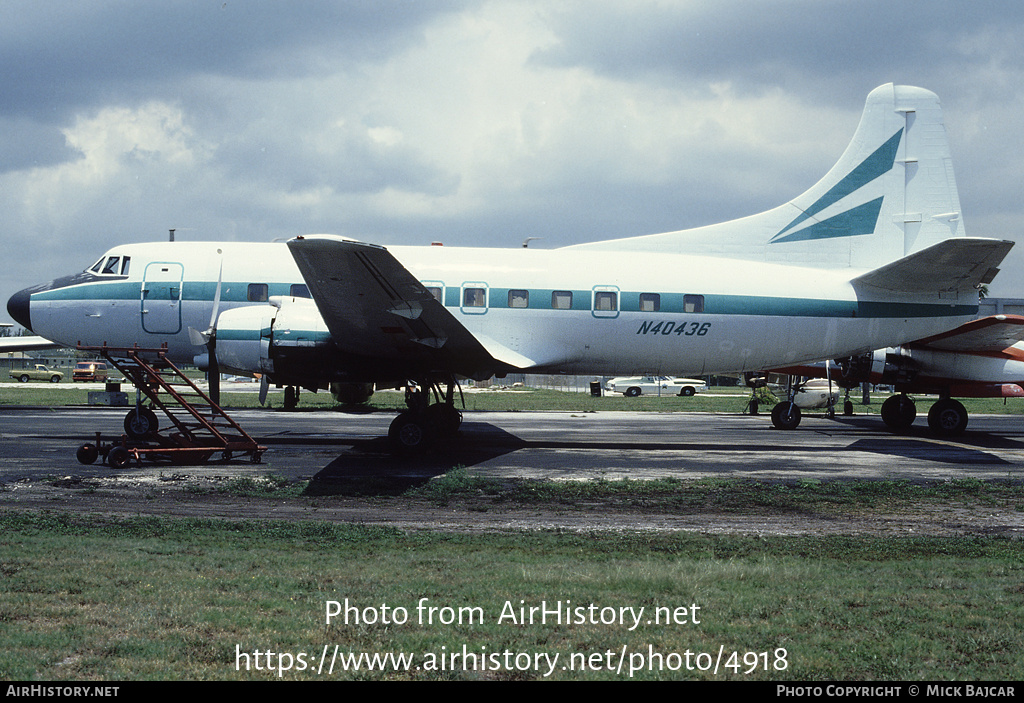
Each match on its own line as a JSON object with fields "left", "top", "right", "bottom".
{"left": 979, "top": 297, "right": 1024, "bottom": 317}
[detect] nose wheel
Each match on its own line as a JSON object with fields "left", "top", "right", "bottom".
{"left": 770, "top": 401, "right": 802, "bottom": 430}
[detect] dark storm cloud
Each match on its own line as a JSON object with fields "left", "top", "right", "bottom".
{"left": 0, "top": 0, "right": 471, "bottom": 121}
{"left": 534, "top": 1, "right": 1024, "bottom": 101}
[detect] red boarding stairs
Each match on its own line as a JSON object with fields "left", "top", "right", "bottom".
{"left": 76, "top": 344, "right": 266, "bottom": 468}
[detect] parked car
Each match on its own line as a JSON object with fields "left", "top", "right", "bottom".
{"left": 605, "top": 375, "right": 708, "bottom": 397}
{"left": 9, "top": 364, "right": 63, "bottom": 383}
{"left": 72, "top": 361, "right": 109, "bottom": 382}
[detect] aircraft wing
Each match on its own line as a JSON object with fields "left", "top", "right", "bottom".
{"left": 0, "top": 335, "right": 62, "bottom": 352}
{"left": 907, "top": 314, "right": 1024, "bottom": 353}
{"left": 286, "top": 236, "right": 527, "bottom": 379}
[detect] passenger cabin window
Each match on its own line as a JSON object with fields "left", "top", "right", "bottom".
{"left": 508, "top": 289, "right": 529, "bottom": 308}
{"left": 248, "top": 283, "right": 269, "bottom": 302}
{"left": 594, "top": 291, "right": 617, "bottom": 311}
{"left": 552, "top": 291, "right": 573, "bottom": 309}
{"left": 639, "top": 293, "right": 660, "bottom": 312}
{"left": 426, "top": 286, "right": 443, "bottom": 303}
{"left": 684, "top": 294, "right": 705, "bottom": 313}
{"left": 463, "top": 287, "right": 486, "bottom": 307}
{"left": 290, "top": 284, "right": 310, "bottom": 298}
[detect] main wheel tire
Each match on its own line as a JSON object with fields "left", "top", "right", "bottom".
{"left": 771, "top": 402, "right": 802, "bottom": 430}
{"left": 927, "top": 399, "right": 968, "bottom": 437}
{"left": 880, "top": 394, "right": 916, "bottom": 432}
{"left": 388, "top": 413, "right": 434, "bottom": 453}
{"left": 426, "top": 404, "right": 463, "bottom": 436}
{"left": 124, "top": 407, "right": 159, "bottom": 439}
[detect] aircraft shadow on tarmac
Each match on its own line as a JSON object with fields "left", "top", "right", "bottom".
{"left": 828, "top": 415, "right": 1024, "bottom": 453}
{"left": 304, "top": 414, "right": 1022, "bottom": 493}
{"left": 307, "top": 421, "right": 527, "bottom": 492}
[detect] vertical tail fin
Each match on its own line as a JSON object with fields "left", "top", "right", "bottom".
{"left": 568, "top": 84, "right": 968, "bottom": 270}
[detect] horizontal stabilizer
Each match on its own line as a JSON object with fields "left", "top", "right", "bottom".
{"left": 851, "top": 238, "right": 1013, "bottom": 294}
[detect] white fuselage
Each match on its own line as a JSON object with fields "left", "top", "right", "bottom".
{"left": 20, "top": 240, "right": 979, "bottom": 381}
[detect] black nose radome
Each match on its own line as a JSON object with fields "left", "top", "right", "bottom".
{"left": 7, "top": 287, "right": 33, "bottom": 331}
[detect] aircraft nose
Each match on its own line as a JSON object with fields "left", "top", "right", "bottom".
{"left": 7, "top": 286, "right": 34, "bottom": 331}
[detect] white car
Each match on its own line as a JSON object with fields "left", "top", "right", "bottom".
{"left": 605, "top": 375, "right": 707, "bottom": 397}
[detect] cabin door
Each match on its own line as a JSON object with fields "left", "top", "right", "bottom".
{"left": 141, "top": 262, "right": 184, "bottom": 334}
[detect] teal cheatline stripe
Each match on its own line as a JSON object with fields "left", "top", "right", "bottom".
{"left": 703, "top": 294, "right": 975, "bottom": 318}
{"left": 772, "top": 128, "right": 903, "bottom": 243}
{"left": 34, "top": 281, "right": 139, "bottom": 302}
{"left": 34, "top": 280, "right": 306, "bottom": 304}
{"left": 770, "top": 197, "right": 884, "bottom": 244}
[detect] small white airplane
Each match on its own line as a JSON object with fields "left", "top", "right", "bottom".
{"left": 0, "top": 324, "right": 60, "bottom": 353}
{"left": 5, "top": 84, "right": 1013, "bottom": 450}
{"left": 776, "top": 314, "right": 1024, "bottom": 437}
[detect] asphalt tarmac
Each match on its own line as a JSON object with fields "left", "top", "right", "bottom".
{"left": 2, "top": 405, "right": 1023, "bottom": 485}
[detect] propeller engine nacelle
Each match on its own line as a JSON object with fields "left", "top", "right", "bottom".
{"left": 880, "top": 350, "right": 918, "bottom": 386}
{"left": 212, "top": 297, "right": 332, "bottom": 386}
{"left": 834, "top": 349, "right": 918, "bottom": 388}
{"left": 833, "top": 352, "right": 873, "bottom": 389}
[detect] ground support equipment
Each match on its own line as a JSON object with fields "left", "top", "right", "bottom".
{"left": 75, "top": 345, "right": 266, "bottom": 467}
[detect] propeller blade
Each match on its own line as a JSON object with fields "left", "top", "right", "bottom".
{"left": 259, "top": 375, "right": 269, "bottom": 406}
{"left": 207, "top": 343, "right": 221, "bottom": 406}
{"left": 208, "top": 257, "right": 223, "bottom": 331}
{"left": 200, "top": 255, "right": 224, "bottom": 405}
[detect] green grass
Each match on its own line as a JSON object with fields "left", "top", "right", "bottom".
{"left": 402, "top": 470, "right": 1024, "bottom": 512}
{"left": 1, "top": 511, "right": 1023, "bottom": 681}
{"left": 5, "top": 380, "right": 1024, "bottom": 416}
{"left": 4, "top": 385, "right": 1024, "bottom": 680}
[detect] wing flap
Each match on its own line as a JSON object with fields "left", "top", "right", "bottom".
{"left": 851, "top": 238, "right": 1013, "bottom": 294}
{"left": 287, "top": 236, "right": 518, "bottom": 378}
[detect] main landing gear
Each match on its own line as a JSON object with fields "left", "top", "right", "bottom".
{"left": 769, "top": 375, "right": 816, "bottom": 430}
{"left": 387, "top": 377, "right": 464, "bottom": 453}
{"left": 880, "top": 393, "right": 969, "bottom": 437}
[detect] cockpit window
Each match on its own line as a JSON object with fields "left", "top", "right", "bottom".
{"left": 89, "top": 255, "right": 131, "bottom": 277}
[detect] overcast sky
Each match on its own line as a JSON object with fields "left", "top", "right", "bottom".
{"left": 3, "top": 0, "right": 1024, "bottom": 320}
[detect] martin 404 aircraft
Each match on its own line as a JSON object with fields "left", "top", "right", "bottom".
{"left": 6, "top": 84, "right": 1013, "bottom": 450}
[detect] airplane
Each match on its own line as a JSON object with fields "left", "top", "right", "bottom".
{"left": 774, "top": 314, "right": 1024, "bottom": 437}
{"left": 0, "top": 323, "right": 61, "bottom": 353}
{"left": 5, "top": 83, "right": 1014, "bottom": 451}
